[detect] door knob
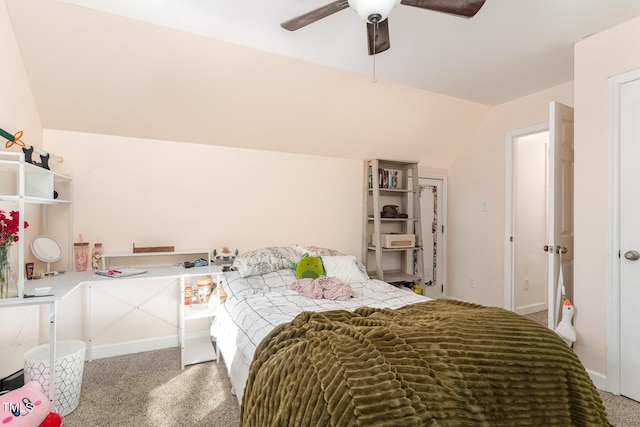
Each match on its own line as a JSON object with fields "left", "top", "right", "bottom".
{"left": 624, "top": 250, "right": 640, "bottom": 261}
{"left": 543, "top": 245, "right": 551, "bottom": 253}
{"left": 557, "top": 246, "right": 568, "bottom": 254}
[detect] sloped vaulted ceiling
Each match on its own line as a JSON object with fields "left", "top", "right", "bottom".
{"left": 6, "top": 0, "right": 640, "bottom": 165}
{"left": 6, "top": 0, "right": 492, "bottom": 166}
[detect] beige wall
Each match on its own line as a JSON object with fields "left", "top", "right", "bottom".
{"left": 43, "top": 130, "right": 365, "bottom": 259}
{"left": 0, "top": 3, "right": 41, "bottom": 146}
{"left": 572, "top": 15, "right": 640, "bottom": 377}
{"left": 37, "top": 131, "right": 368, "bottom": 358}
{"left": 446, "top": 15, "right": 640, "bottom": 380}
{"left": 0, "top": 0, "right": 43, "bottom": 378}
{"left": 447, "top": 82, "right": 573, "bottom": 307}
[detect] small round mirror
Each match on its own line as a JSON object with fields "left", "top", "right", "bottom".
{"left": 31, "top": 236, "right": 63, "bottom": 263}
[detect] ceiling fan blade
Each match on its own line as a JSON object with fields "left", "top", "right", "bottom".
{"left": 400, "top": 0, "right": 486, "bottom": 18}
{"left": 281, "top": 0, "right": 350, "bottom": 31}
{"left": 367, "top": 19, "right": 390, "bottom": 56}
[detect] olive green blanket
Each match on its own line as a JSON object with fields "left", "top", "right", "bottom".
{"left": 241, "top": 299, "right": 610, "bottom": 426}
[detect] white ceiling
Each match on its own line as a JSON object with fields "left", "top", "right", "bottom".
{"left": 54, "top": 0, "right": 640, "bottom": 105}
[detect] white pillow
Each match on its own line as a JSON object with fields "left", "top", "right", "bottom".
{"left": 292, "top": 245, "right": 370, "bottom": 278}
{"left": 291, "top": 244, "right": 344, "bottom": 258}
{"left": 232, "top": 247, "right": 298, "bottom": 278}
{"left": 322, "top": 256, "right": 368, "bottom": 284}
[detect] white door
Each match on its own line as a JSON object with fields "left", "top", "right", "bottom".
{"left": 619, "top": 74, "right": 640, "bottom": 402}
{"left": 419, "top": 176, "right": 446, "bottom": 299}
{"left": 547, "top": 102, "right": 574, "bottom": 329}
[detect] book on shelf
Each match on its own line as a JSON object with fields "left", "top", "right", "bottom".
{"left": 369, "top": 167, "right": 400, "bottom": 189}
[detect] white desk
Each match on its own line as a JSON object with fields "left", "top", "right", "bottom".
{"left": 84, "top": 264, "right": 222, "bottom": 364}
{"left": 0, "top": 271, "right": 92, "bottom": 404}
{"left": 0, "top": 264, "right": 222, "bottom": 407}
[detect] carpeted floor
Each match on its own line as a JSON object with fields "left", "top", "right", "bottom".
{"left": 599, "top": 391, "right": 640, "bottom": 427}
{"left": 63, "top": 347, "right": 240, "bottom": 427}
{"left": 523, "top": 309, "right": 548, "bottom": 326}
{"left": 64, "top": 339, "right": 640, "bottom": 426}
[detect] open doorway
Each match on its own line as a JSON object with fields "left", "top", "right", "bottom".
{"left": 418, "top": 174, "right": 446, "bottom": 299}
{"left": 512, "top": 131, "right": 549, "bottom": 314}
{"left": 504, "top": 125, "right": 549, "bottom": 315}
{"left": 504, "top": 103, "right": 574, "bottom": 327}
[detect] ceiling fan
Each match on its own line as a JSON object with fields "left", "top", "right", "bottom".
{"left": 281, "top": 0, "right": 486, "bottom": 55}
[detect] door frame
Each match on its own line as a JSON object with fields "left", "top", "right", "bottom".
{"left": 418, "top": 173, "right": 448, "bottom": 297}
{"left": 503, "top": 123, "right": 549, "bottom": 311}
{"left": 605, "top": 67, "right": 640, "bottom": 394}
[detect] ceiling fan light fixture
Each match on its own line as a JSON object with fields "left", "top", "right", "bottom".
{"left": 349, "top": 0, "right": 401, "bottom": 23}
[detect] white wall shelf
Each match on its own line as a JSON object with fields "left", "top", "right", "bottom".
{"left": 363, "top": 159, "right": 424, "bottom": 288}
{"left": 0, "top": 151, "right": 72, "bottom": 298}
{"left": 101, "top": 249, "right": 212, "bottom": 269}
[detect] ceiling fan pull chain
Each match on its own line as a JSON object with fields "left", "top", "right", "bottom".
{"left": 372, "top": 55, "right": 377, "bottom": 83}
{"left": 372, "top": 23, "right": 377, "bottom": 83}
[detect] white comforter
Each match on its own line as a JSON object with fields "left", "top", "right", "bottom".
{"left": 212, "top": 269, "right": 428, "bottom": 403}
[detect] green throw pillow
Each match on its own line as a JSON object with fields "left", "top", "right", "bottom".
{"left": 290, "top": 253, "right": 324, "bottom": 279}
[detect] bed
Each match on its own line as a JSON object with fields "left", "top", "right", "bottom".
{"left": 211, "top": 246, "right": 610, "bottom": 426}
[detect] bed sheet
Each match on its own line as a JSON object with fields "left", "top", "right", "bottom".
{"left": 212, "top": 269, "right": 428, "bottom": 403}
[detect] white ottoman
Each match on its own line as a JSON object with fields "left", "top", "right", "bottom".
{"left": 24, "top": 340, "right": 86, "bottom": 416}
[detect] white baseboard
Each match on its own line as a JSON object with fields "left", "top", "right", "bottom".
{"left": 515, "top": 302, "right": 547, "bottom": 315}
{"left": 587, "top": 368, "right": 608, "bottom": 391}
{"left": 88, "top": 331, "right": 212, "bottom": 361}
{"left": 88, "top": 335, "right": 178, "bottom": 360}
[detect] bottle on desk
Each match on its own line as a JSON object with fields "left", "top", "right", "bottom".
{"left": 196, "top": 277, "right": 213, "bottom": 304}
{"left": 73, "top": 242, "right": 89, "bottom": 271}
{"left": 91, "top": 243, "right": 104, "bottom": 270}
{"left": 184, "top": 285, "right": 194, "bottom": 306}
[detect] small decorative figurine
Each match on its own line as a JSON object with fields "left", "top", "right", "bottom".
{"left": 554, "top": 298, "right": 577, "bottom": 347}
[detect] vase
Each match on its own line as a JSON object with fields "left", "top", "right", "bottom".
{"left": 0, "top": 244, "right": 15, "bottom": 299}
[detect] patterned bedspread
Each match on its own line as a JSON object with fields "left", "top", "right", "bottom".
{"left": 240, "top": 299, "right": 611, "bottom": 427}
{"left": 213, "top": 269, "right": 427, "bottom": 402}
{"left": 219, "top": 269, "right": 427, "bottom": 373}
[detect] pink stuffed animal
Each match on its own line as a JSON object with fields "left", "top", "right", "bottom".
{"left": 0, "top": 381, "right": 63, "bottom": 427}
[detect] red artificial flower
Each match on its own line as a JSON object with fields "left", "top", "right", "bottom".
{"left": 0, "top": 210, "right": 29, "bottom": 246}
